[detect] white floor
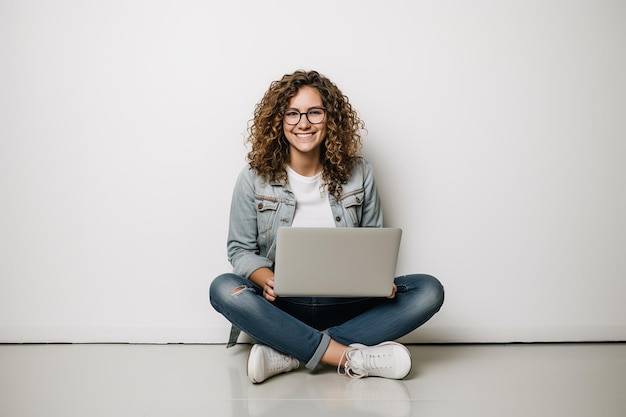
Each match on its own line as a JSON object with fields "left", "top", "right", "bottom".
{"left": 1, "top": 343, "right": 624, "bottom": 417}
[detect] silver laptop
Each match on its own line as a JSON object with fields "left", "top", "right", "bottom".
{"left": 273, "top": 227, "right": 402, "bottom": 297}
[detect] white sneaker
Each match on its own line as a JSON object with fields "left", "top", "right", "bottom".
{"left": 247, "top": 344, "right": 300, "bottom": 384}
{"left": 339, "top": 341, "right": 412, "bottom": 379}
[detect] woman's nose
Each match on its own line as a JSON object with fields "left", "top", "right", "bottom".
{"left": 297, "top": 113, "right": 311, "bottom": 128}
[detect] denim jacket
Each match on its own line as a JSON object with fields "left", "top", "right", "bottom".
{"left": 227, "top": 157, "right": 383, "bottom": 279}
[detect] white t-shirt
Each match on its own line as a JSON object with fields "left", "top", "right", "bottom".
{"left": 286, "top": 165, "right": 336, "bottom": 228}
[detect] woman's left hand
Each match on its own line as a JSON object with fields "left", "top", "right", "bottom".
{"left": 387, "top": 284, "right": 397, "bottom": 299}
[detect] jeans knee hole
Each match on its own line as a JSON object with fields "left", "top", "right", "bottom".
{"left": 230, "top": 285, "right": 248, "bottom": 296}
{"left": 230, "top": 285, "right": 252, "bottom": 296}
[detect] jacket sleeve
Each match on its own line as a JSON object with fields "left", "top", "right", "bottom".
{"left": 360, "top": 158, "right": 384, "bottom": 228}
{"left": 226, "top": 167, "right": 273, "bottom": 278}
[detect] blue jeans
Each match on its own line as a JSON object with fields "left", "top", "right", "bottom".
{"left": 209, "top": 273, "right": 444, "bottom": 370}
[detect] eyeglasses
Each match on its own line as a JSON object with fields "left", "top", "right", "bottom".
{"left": 283, "top": 107, "right": 326, "bottom": 125}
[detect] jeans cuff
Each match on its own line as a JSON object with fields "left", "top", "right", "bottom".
{"left": 305, "top": 332, "right": 331, "bottom": 370}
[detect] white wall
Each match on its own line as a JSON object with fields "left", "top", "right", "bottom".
{"left": 1, "top": 0, "right": 624, "bottom": 344}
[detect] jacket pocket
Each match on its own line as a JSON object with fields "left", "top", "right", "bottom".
{"left": 255, "top": 197, "right": 279, "bottom": 235}
{"left": 340, "top": 189, "right": 364, "bottom": 226}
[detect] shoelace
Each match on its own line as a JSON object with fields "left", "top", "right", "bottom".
{"left": 338, "top": 347, "right": 392, "bottom": 379}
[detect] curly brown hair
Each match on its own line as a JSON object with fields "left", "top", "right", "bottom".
{"left": 246, "top": 70, "right": 365, "bottom": 199}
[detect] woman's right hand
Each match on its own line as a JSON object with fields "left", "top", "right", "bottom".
{"left": 262, "top": 277, "right": 277, "bottom": 302}
{"left": 249, "top": 267, "right": 278, "bottom": 302}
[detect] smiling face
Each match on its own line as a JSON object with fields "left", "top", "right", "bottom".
{"left": 283, "top": 86, "right": 327, "bottom": 171}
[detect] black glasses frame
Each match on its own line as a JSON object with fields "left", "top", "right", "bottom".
{"left": 283, "top": 108, "right": 327, "bottom": 125}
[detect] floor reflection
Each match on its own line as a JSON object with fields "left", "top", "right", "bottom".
{"left": 230, "top": 364, "right": 412, "bottom": 417}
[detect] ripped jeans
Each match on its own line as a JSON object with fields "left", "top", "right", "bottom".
{"left": 209, "top": 273, "right": 444, "bottom": 370}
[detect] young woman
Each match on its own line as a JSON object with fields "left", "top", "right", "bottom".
{"left": 210, "top": 70, "right": 444, "bottom": 384}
